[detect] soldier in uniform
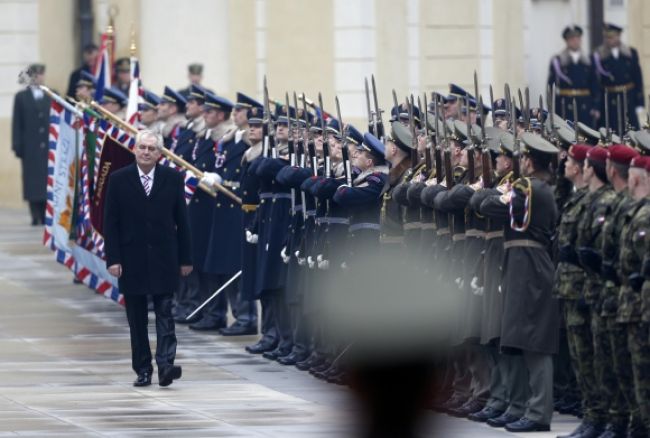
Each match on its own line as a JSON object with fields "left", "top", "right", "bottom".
{"left": 171, "top": 85, "right": 207, "bottom": 161}
{"left": 158, "top": 86, "right": 187, "bottom": 149}
{"left": 178, "top": 63, "right": 213, "bottom": 99}
{"left": 548, "top": 25, "right": 600, "bottom": 127}
{"left": 75, "top": 71, "right": 96, "bottom": 103}
{"left": 11, "top": 63, "right": 51, "bottom": 226}
{"left": 601, "top": 144, "right": 645, "bottom": 438}
{"left": 100, "top": 87, "right": 128, "bottom": 120}
{"left": 593, "top": 23, "right": 645, "bottom": 131}
{"left": 114, "top": 58, "right": 131, "bottom": 96}
{"left": 479, "top": 133, "right": 559, "bottom": 432}
{"left": 139, "top": 90, "right": 162, "bottom": 132}
{"left": 66, "top": 43, "right": 98, "bottom": 98}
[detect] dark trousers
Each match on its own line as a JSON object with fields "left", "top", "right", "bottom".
{"left": 204, "top": 274, "right": 257, "bottom": 326}
{"left": 124, "top": 293, "right": 176, "bottom": 376}
{"left": 267, "top": 287, "right": 293, "bottom": 352}
{"left": 260, "top": 294, "right": 277, "bottom": 345}
{"left": 29, "top": 201, "right": 45, "bottom": 225}
{"left": 174, "top": 271, "right": 201, "bottom": 317}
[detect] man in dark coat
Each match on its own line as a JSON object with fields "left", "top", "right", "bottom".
{"left": 65, "top": 43, "right": 98, "bottom": 98}
{"left": 104, "top": 129, "right": 193, "bottom": 388}
{"left": 11, "top": 63, "right": 51, "bottom": 226}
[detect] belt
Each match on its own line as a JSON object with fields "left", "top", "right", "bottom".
{"left": 452, "top": 233, "right": 466, "bottom": 242}
{"left": 222, "top": 180, "right": 240, "bottom": 189}
{"left": 349, "top": 222, "right": 381, "bottom": 232}
{"left": 317, "top": 217, "right": 350, "bottom": 225}
{"left": 292, "top": 205, "right": 303, "bottom": 214}
{"left": 558, "top": 88, "right": 590, "bottom": 97}
{"left": 504, "top": 239, "right": 546, "bottom": 250}
{"left": 306, "top": 209, "right": 316, "bottom": 217}
{"left": 465, "top": 229, "right": 486, "bottom": 238}
{"left": 436, "top": 227, "right": 450, "bottom": 236}
{"left": 605, "top": 82, "right": 635, "bottom": 93}
{"left": 241, "top": 203, "right": 258, "bottom": 213}
{"left": 260, "top": 192, "right": 273, "bottom": 199}
{"left": 421, "top": 223, "right": 436, "bottom": 230}
{"left": 380, "top": 235, "right": 404, "bottom": 244}
{"left": 485, "top": 230, "right": 504, "bottom": 240}
{"left": 273, "top": 193, "right": 292, "bottom": 200}
{"left": 403, "top": 221, "right": 422, "bottom": 230}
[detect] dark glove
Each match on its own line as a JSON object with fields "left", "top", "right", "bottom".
{"left": 576, "top": 297, "right": 590, "bottom": 312}
{"left": 642, "top": 256, "right": 650, "bottom": 279}
{"left": 601, "top": 260, "right": 620, "bottom": 285}
{"left": 577, "top": 246, "right": 602, "bottom": 273}
{"left": 629, "top": 272, "right": 644, "bottom": 292}
{"left": 558, "top": 244, "right": 579, "bottom": 265}
{"left": 602, "top": 296, "right": 618, "bottom": 314}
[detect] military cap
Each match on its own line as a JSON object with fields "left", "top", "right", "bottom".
{"left": 607, "top": 144, "right": 639, "bottom": 166}
{"left": 28, "top": 63, "right": 45, "bottom": 75}
{"left": 554, "top": 123, "right": 576, "bottom": 148}
{"left": 599, "top": 127, "right": 622, "bottom": 144}
{"left": 295, "top": 108, "right": 314, "bottom": 127}
{"left": 361, "top": 132, "right": 386, "bottom": 162}
{"left": 426, "top": 113, "right": 445, "bottom": 134}
{"left": 326, "top": 117, "right": 341, "bottom": 136}
{"left": 390, "top": 102, "right": 421, "bottom": 123}
{"left": 447, "top": 83, "right": 470, "bottom": 101}
{"left": 629, "top": 130, "right": 650, "bottom": 155}
{"left": 188, "top": 63, "right": 203, "bottom": 75}
{"left": 453, "top": 119, "right": 481, "bottom": 144}
{"left": 162, "top": 86, "right": 187, "bottom": 112}
{"left": 520, "top": 132, "right": 559, "bottom": 156}
{"left": 603, "top": 23, "right": 623, "bottom": 34}
{"left": 77, "top": 71, "right": 96, "bottom": 88}
{"left": 248, "top": 106, "right": 264, "bottom": 124}
{"left": 345, "top": 124, "right": 364, "bottom": 146}
{"left": 447, "top": 119, "right": 465, "bottom": 143}
{"left": 483, "top": 126, "right": 506, "bottom": 154}
{"left": 204, "top": 92, "right": 233, "bottom": 112}
{"left": 310, "top": 112, "right": 326, "bottom": 133}
{"left": 568, "top": 144, "right": 591, "bottom": 162}
{"left": 187, "top": 84, "right": 207, "bottom": 102}
{"left": 499, "top": 131, "right": 515, "bottom": 157}
{"left": 388, "top": 120, "right": 414, "bottom": 153}
{"left": 492, "top": 98, "right": 507, "bottom": 117}
{"left": 139, "top": 89, "right": 161, "bottom": 111}
{"left": 234, "top": 92, "right": 263, "bottom": 111}
{"left": 562, "top": 25, "right": 583, "bottom": 40}
{"left": 630, "top": 155, "right": 650, "bottom": 171}
{"left": 586, "top": 146, "right": 608, "bottom": 164}
{"left": 115, "top": 57, "right": 130, "bottom": 73}
{"left": 576, "top": 122, "right": 600, "bottom": 145}
{"left": 101, "top": 87, "right": 128, "bottom": 108}
{"left": 274, "top": 104, "right": 295, "bottom": 125}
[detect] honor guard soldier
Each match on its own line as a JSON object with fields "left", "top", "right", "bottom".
{"left": 114, "top": 58, "right": 131, "bottom": 96}
{"left": 100, "top": 87, "right": 128, "bottom": 120}
{"left": 158, "top": 86, "right": 187, "bottom": 149}
{"left": 66, "top": 43, "right": 98, "bottom": 98}
{"left": 172, "top": 85, "right": 207, "bottom": 161}
{"left": 548, "top": 25, "right": 601, "bottom": 127}
{"left": 75, "top": 71, "right": 96, "bottom": 103}
{"left": 178, "top": 63, "right": 213, "bottom": 99}
{"left": 479, "top": 133, "right": 560, "bottom": 432}
{"left": 593, "top": 23, "right": 645, "bottom": 131}
{"left": 139, "top": 90, "right": 163, "bottom": 132}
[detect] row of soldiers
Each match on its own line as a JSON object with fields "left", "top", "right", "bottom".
{"left": 67, "top": 27, "right": 650, "bottom": 435}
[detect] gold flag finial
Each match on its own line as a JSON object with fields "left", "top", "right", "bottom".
{"left": 129, "top": 25, "right": 136, "bottom": 57}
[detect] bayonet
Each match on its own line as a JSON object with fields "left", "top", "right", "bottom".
{"left": 364, "top": 77, "right": 373, "bottom": 135}
{"left": 421, "top": 94, "right": 432, "bottom": 173}
{"left": 572, "top": 97, "right": 579, "bottom": 144}
{"left": 433, "top": 93, "right": 443, "bottom": 182}
{"left": 392, "top": 89, "right": 399, "bottom": 120}
{"left": 318, "top": 93, "right": 331, "bottom": 179}
{"left": 604, "top": 89, "right": 611, "bottom": 144}
{"left": 525, "top": 87, "right": 530, "bottom": 131}
{"left": 335, "top": 96, "right": 352, "bottom": 185}
{"left": 371, "top": 74, "right": 383, "bottom": 141}
{"left": 511, "top": 98, "right": 521, "bottom": 179}
{"left": 489, "top": 84, "right": 495, "bottom": 127}
{"left": 465, "top": 94, "right": 475, "bottom": 183}
{"left": 622, "top": 90, "right": 630, "bottom": 137}
{"left": 479, "top": 95, "right": 492, "bottom": 187}
{"left": 517, "top": 88, "right": 525, "bottom": 130}
{"left": 407, "top": 94, "right": 418, "bottom": 169}
{"left": 617, "top": 93, "right": 623, "bottom": 137}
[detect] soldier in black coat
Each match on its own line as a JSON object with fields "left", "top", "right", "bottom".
{"left": 65, "top": 43, "right": 97, "bottom": 98}
{"left": 11, "top": 64, "right": 51, "bottom": 225}
{"left": 104, "top": 130, "right": 192, "bottom": 388}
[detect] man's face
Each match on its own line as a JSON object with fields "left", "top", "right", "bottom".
{"left": 329, "top": 137, "right": 343, "bottom": 161}
{"left": 566, "top": 35, "right": 582, "bottom": 51}
{"left": 141, "top": 108, "right": 157, "bottom": 125}
{"left": 76, "top": 85, "right": 92, "bottom": 101}
{"left": 158, "top": 102, "right": 177, "bottom": 120}
{"left": 451, "top": 143, "right": 463, "bottom": 166}
{"left": 204, "top": 108, "right": 223, "bottom": 127}
{"left": 117, "top": 70, "right": 130, "bottom": 85}
{"left": 189, "top": 73, "right": 202, "bottom": 85}
{"left": 233, "top": 108, "right": 248, "bottom": 127}
{"left": 134, "top": 137, "right": 161, "bottom": 169}
{"left": 314, "top": 132, "right": 324, "bottom": 154}
{"left": 604, "top": 32, "right": 621, "bottom": 49}
{"left": 83, "top": 49, "right": 98, "bottom": 68}
{"left": 385, "top": 141, "right": 396, "bottom": 160}
{"left": 102, "top": 102, "right": 121, "bottom": 114}
{"left": 496, "top": 154, "right": 512, "bottom": 176}
{"left": 444, "top": 100, "right": 459, "bottom": 119}
{"left": 582, "top": 160, "right": 595, "bottom": 183}
{"left": 521, "top": 155, "right": 534, "bottom": 176}
{"left": 276, "top": 124, "right": 289, "bottom": 141}
{"left": 564, "top": 157, "right": 582, "bottom": 181}
{"left": 185, "top": 99, "right": 202, "bottom": 119}
{"left": 249, "top": 124, "right": 263, "bottom": 142}
{"left": 353, "top": 150, "right": 373, "bottom": 171}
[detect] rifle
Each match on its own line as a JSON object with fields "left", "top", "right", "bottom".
{"left": 572, "top": 96, "right": 579, "bottom": 144}
{"left": 407, "top": 95, "right": 419, "bottom": 169}
{"left": 433, "top": 94, "right": 444, "bottom": 184}
{"left": 442, "top": 106, "right": 455, "bottom": 235}
{"left": 504, "top": 83, "right": 512, "bottom": 129}
{"left": 616, "top": 94, "right": 623, "bottom": 138}
{"left": 295, "top": 93, "right": 308, "bottom": 224}
{"left": 473, "top": 70, "right": 480, "bottom": 125}
{"left": 604, "top": 89, "right": 611, "bottom": 144}
{"left": 421, "top": 94, "right": 432, "bottom": 174}
{"left": 525, "top": 87, "right": 531, "bottom": 131}
{"left": 518, "top": 89, "right": 526, "bottom": 131}
{"left": 318, "top": 93, "right": 331, "bottom": 179}
{"left": 262, "top": 76, "right": 275, "bottom": 159}
{"left": 511, "top": 98, "right": 521, "bottom": 180}
{"left": 465, "top": 94, "right": 475, "bottom": 183}
{"left": 364, "top": 77, "right": 374, "bottom": 136}
{"left": 489, "top": 84, "right": 495, "bottom": 126}
{"left": 335, "top": 96, "right": 352, "bottom": 185}
{"left": 286, "top": 92, "right": 296, "bottom": 216}
{"left": 371, "top": 75, "right": 384, "bottom": 141}
{"left": 622, "top": 90, "right": 631, "bottom": 138}
{"left": 479, "top": 95, "right": 492, "bottom": 187}
{"left": 392, "top": 89, "right": 400, "bottom": 121}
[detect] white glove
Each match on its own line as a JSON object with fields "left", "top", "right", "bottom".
{"left": 307, "top": 256, "right": 315, "bottom": 269}
{"left": 295, "top": 250, "right": 306, "bottom": 266}
{"left": 340, "top": 261, "right": 349, "bottom": 270}
{"left": 317, "top": 254, "right": 329, "bottom": 270}
{"left": 245, "top": 230, "right": 258, "bottom": 244}
{"left": 280, "top": 246, "right": 290, "bottom": 264}
{"left": 200, "top": 171, "right": 223, "bottom": 187}
{"left": 454, "top": 277, "right": 464, "bottom": 290}
{"left": 470, "top": 276, "right": 484, "bottom": 296}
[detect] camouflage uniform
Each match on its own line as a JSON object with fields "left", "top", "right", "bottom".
{"left": 576, "top": 184, "right": 629, "bottom": 429}
{"left": 618, "top": 199, "right": 650, "bottom": 431}
{"left": 602, "top": 189, "right": 645, "bottom": 433}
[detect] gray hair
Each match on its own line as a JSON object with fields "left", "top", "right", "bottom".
{"left": 136, "top": 129, "right": 163, "bottom": 150}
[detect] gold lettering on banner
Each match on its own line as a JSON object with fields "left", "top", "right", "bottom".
{"left": 94, "top": 161, "right": 112, "bottom": 206}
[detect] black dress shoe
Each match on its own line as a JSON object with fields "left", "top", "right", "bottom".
{"left": 189, "top": 318, "right": 226, "bottom": 331}
{"left": 448, "top": 399, "right": 484, "bottom": 418}
{"left": 219, "top": 324, "right": 258, "bottom": 336}
{"left": 277, "top": 351, "right": 309, "bottom": 366}
{"left": 559, "top": 400, "right": 581, "bottom": 415}
{"left": 558, "top": 421, "right": 588, "bottom": 438}
{"left": 296, "top": 352, "right": 323, "bottom": 371}
{"left": 245, "top": 340, "right": 277, "bottom": 354}
{"left": 467, "top": 406, "right": 504, "bottom": 422}
{"left": 558, "top": 420, "right": 605, "bottom": 438}
{"left": 595, "top": 423, "right": 627, "bottom": 438}
{"left": 309, "top": 360, "right": 332, "bottom": 375}
{"left": 159, "top": 365, "right": 182, "bottom": 387}
{"left": 133, "top": 372, "right": 152, "bottom": 387}
{"left": 487, "top": 413, "right": 521, "bottom": 428}
{"left": 440, "top": 395, "right": 467, "bottom": 414}
{"left": 505, "top": 417, "right": 550, "bottom": 432}
{"left": 262, "top": 347, "right": 291, "bottom": 361}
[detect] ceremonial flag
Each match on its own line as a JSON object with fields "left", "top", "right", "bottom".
{"left": 93, "top": 33, "right": 112, "bottom": 103}
{"left": 125, "top": 56, "right": 142, "bottom": 125}
{"left": 44, "top": 100, "right": 122, "bottom": 304}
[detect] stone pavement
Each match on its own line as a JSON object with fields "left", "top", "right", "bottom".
{"left": 0, "top": 208, "right": 581, "bottom": 437}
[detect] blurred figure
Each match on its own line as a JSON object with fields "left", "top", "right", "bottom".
{"left": 11, "top": 64, "right": 51, "bottom": 226}
{"left": 66, "top": 43, "right": 98, "bottom": 98}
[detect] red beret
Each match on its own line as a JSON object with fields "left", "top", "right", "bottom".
{"left": 568, "top": 144, "right": 590, "bottom": 162}
{"left": 607, "top": 144, "right": 640, "bottom": 166}
{"left": 630, "top": 156, "right": 650, "bottom": 172}
{"left": 587, "top": 146, "right": 608, "bottom": 164}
